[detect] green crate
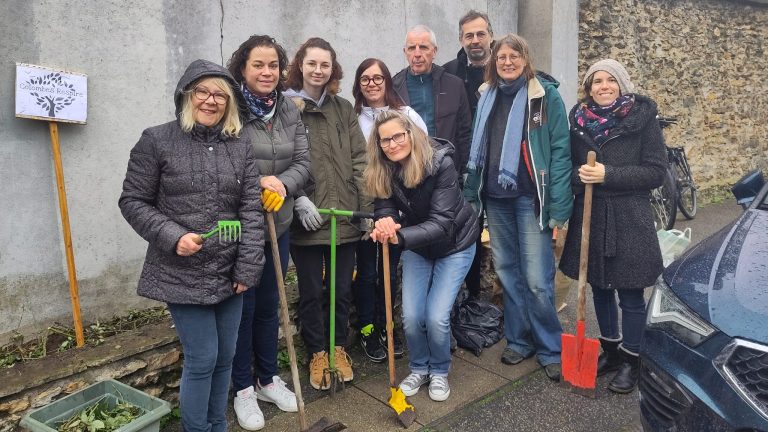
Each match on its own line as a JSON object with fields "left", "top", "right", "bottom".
{"left": 20, "top": 379, "right": 171, "bottom": 432}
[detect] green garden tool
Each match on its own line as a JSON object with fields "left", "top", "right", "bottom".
{"left": 316, "top": 208, "right": 373, "bottom": 396}
{"left": 192, "top": 220, "right": 241, "bottom": 244}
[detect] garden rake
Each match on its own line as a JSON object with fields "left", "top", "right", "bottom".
{"left": 192, "top": 220, "right": 241, "bottom": 244}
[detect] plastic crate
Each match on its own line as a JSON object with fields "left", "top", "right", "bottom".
{"left": 20, "top": 379, "right": 171, "bottom": 432}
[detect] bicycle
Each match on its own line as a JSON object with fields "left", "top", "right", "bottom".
{"left": 658, "top": 117, "right": 698, "bottom": 219}
{"left": 650, "top": 117, "right": 698, "bottom": 230}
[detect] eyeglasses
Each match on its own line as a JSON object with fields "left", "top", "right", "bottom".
{"left": 496, "top": 54, "right": 522, "bottom": 64}
{"left": 378, "top": 131, "right": 409, "bottom": 149}
{"left": 193, "top": 87, "right": 229, "bottom": 104}
{"left": 463, "top": 31, "right": 489, "bottom": 42}
{"left": 360, "top": 75, "right": 385, "bottom": 86}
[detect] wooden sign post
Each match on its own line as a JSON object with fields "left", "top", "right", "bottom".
{"left": 16, "top": 63, "right": 88, "bottom": 347}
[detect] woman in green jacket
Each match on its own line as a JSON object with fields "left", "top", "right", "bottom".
{"left": 283, "top": 37, "right": 369, "bottom": 391}
{"left": 463, "top": 33, "right": 572, "bottom": 381}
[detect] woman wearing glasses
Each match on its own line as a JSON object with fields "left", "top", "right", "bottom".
{"left": 350, "top": 58, "right": 426, "bottom": 364}
{"left": 366, "top": 110, "right": 478, "bottom": 402}
{"left": 225, "top": 35, "right": 310, "bottom": 430}
{"left": 283, "top": 37, "right": 369, "bottom": 391}
{"left": 119, "top": 59, "right": 263, "bottom": 432}
{"left": 463, "top": 33, "right": 572, "bottom": 381}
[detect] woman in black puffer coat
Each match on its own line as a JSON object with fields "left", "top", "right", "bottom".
{"left": 366, "top": 110, "right": 478, "bottom": 402}
{"left": 119, "top": 59, "right": 263, "bottom": 432}
{"left": 559, "top": 59, "right": 666, "bottom": 394}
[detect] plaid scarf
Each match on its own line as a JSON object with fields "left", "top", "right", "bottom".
{"left": 574, "top": 94, "right": 634, "bottom": 146}
{"left": 242, "top": 84, "right": 277, "bottom": 120}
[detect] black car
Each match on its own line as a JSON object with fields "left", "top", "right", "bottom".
{"left": 640, "top": 170, "right": 768, "bottom": 431}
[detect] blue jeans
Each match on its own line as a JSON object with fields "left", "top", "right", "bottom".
{"left": 232, "top": 230, "right": 290, "bottom": 391}
{"left": 168, "top": 294, "right": 243, "bottom": 432}
{"left": 486, "top": 196, "right": 562, "bottom": 366}
{"left": 401, "top": 246, "right": 475, "bottom": 377}
{"left": 592, "top": 287, "right": 647, "bottom": 354}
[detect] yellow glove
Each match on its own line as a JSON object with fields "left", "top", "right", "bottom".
{"left": 261, "top": 189, "right": 285, "bottom": 213}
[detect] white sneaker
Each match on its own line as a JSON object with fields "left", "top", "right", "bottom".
{"left": 256, "top": 376, "right": 298, "bottom": 412}
{"left": 398, "top": 372, "right": 430, "bottom": 397}
{"left": 234, "top": 386, "right": 265, "bottom": 431}
{"left": 428, "top": 376, "right": 451, "bottom": 402}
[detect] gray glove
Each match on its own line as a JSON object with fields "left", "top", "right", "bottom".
{"left": 294, "top": 196, "right": 323, "bottom": 231}
{"left": 359, "top": 218, "right": 373, "bottom": 241}
{"left": 548, "top": 218, "right": 567, "bottom": 230}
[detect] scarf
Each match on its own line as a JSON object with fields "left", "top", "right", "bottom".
{"left": 467, "top": 76, "right": 528, "bottom": 190}
{"left": 242, "top": 84, "right": 277, "bottom": 121}
{"left": 574, "top": 94, "right": 635, "bottom": 146}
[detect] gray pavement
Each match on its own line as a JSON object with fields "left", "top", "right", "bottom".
{"left": 161, "top": 199, "right": 743, "bottom": 432}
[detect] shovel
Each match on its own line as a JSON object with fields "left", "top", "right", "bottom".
{"left": 192, "top": 220, "right": 241, "bottom": 244}
{"left": 561, "top": 150, "right": 601, "bottom": 396}
{"left": 316, "top": 208, "right": 374, "bottom": 396}
{"left": 382, "top": 240, "right": 416, "bottom": 428}
{"left": 266, "top": 212, "right": 347, "bottom": 432}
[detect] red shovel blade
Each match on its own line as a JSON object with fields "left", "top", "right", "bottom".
{"left": 561, "top": 320, "right": 600, "bottom": 391}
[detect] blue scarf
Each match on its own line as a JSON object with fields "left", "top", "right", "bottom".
{"left": 467, "top": 76, "right": 528, "bottom": 190}
{"left": 242, "top": 84, "right": 277, "bottom": 121}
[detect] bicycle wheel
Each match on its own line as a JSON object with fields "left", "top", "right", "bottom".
{"left": 674, "top": 160, "right": 698, "bottom": 219}
{"left": 650, "top": 168, "right": 677, "bottom": 230}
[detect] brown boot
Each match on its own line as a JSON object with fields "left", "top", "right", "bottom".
{"left": 334, "top": 346, "right": 354, "bottom": 382}
{"left": 309, "top": 351, "right": 330, "bottom": 390}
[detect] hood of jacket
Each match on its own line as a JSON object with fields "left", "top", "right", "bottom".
{"left": 173, "top": 59, "right": 248, "bottom": 120}
{"left": 429, "top": 136, "right": 455, "bottom": 172}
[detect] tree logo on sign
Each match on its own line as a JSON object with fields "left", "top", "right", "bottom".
{"left": 26, "top": 73, "right": 76, "bottom": 117}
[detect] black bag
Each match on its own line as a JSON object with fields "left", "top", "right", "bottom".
{"left": 451, "top": 290, "right": 504, "bottom": 356}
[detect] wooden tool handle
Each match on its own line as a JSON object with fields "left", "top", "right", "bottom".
{"left": 192, "top": 234, "right": 204, "bottom": 245}
{"left": 577, "top": 151, "right": 597, "bottom": 322}
{"left": 382, "top": 241, "right": 397, "bottom": 388}
{"left": 266, "top": 213, "right": 307, "bottom": 430}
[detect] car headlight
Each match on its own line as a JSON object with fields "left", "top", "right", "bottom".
{"left": 646, "top": 278, "right": 717, "bottom": 347}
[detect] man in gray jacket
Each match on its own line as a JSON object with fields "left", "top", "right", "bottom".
{"left": 393, "top": 25, "right": 472, "bottom": 181}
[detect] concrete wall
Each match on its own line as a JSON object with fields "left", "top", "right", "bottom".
{"left": 0, "top": 0, "right": 524, "bottom": 341}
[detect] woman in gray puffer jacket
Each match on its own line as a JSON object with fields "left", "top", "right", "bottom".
{"left": 226, "top": 35, "right": 310, "bottom": 429}
{"left": 119, "top": 59, "right": 264, "bottom": 432}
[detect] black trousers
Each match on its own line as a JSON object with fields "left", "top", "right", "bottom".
{"left": 291, "top": 243, "right": 356, "bottom": 355}
{"left": 464, "top": 211, "right": 485, "bottom": 297}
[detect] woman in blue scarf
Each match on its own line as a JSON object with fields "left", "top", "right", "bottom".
{"left": 463, "top": 33, "right": 573, "bottom": 382}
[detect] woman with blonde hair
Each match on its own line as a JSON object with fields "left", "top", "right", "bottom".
{"left": 367, "top": 110, "right": 478, "bottom": 402}
{"left": 119, "top": 59, "right": 263, "bottom": 432}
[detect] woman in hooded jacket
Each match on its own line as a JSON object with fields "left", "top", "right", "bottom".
{"left": 226, "top": 35, "right": 310, "bottom": 431}
{"left": 119, "top": 59, "right": 263, "bottom": 432}
{"left": 367, "top": 110, "right": 478, "bottom": 402}
{"left": 560, "top": 59, "right": 666, "bottom": 394}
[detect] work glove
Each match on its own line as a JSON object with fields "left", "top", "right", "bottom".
{"left": 548, "top": 218, "right": 567, "bottom": 230}
{"left": 359, "top": 218, "right": 373, "bottom": 241}
{"left": 294, "top": 196, "right": 323, "bottom": 231}
{"left": 261, "top": 189, "right": 285, "bottom": 213}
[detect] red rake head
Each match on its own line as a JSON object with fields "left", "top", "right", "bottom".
{"left": 561, "top": 320, "right": 600, "bottom": 392}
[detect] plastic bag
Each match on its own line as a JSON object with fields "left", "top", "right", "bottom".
{"left": 657, "top": 227, "right": 692, "bottom": 267}
{"left": 451, "top": 290, "right": 504, "bottom": 356}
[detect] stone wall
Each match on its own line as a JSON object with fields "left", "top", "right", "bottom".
{"left": 0, "top": 319, "right": 181, "bottom": 432}
{"left": 579, "top": 0, "right": 768, "bottom": 194}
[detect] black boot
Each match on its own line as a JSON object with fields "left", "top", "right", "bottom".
{"left": 608, "top": 347, "right": 640, "bottom": 394}
{"left": 597, "top": 338, "right": 622, "bottom": 377}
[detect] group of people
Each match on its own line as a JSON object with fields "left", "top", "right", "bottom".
{"left": 118, "top": 9, "right": 666, "bottom": 432}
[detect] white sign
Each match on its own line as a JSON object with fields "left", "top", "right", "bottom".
{"left": 15, "top": 63, "right": 87, "bottom": 124}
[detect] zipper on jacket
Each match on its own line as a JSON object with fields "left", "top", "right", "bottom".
{"left": 540, "top": 169, "right": 547, "bottom": 217}
{"left": 269, "top": 120, "right": 277, "bottom": 174}
{"left": 526, "top": 96, "right": 545, "bottom": 230}
{"left": 599, "top": 134, "right": 619, "bottom": 150}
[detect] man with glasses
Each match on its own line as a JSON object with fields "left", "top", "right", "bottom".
{"left": 444, "top": 11, "right": 494, "bottom": 300}
{"left": 444, "top": 10, "right": 494, "bottom": 121}
{"left": 393, "top": 25, "right": 471, "bottom": 183}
